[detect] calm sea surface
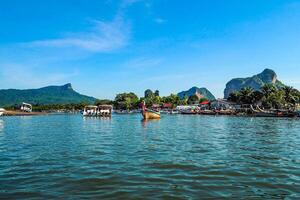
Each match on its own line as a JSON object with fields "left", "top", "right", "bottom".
{"left": 0, "top": 114, "right": 300, "bottom": 199}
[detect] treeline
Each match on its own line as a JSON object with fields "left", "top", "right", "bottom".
{"left": 228, "top": 84, "right": 300, "bottom": 109}
{"left": 112, "top": 89, "right": 209, "bottom": 110}
{"left": 3, "top": 89, "right": 210, "bottom": 112}
{"left": 4, "top": 102, "right": 90, "bottom": 112}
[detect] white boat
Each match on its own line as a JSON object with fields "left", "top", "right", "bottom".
{"left": 83, "top": 105, "right": 98, "bottom": 117}
{"left": 20, "top": 102, "right": 32, "bottom": 112}
{"left": 0, "top": 108, "right": 5, "bottom": 116}
{"left": 83, "top": 105, "right": 113, "bottom": 117}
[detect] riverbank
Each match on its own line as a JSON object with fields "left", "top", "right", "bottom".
{"left": 3, "top": 110, "right": 47, "bottom": 116}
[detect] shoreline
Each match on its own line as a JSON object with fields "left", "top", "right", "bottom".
{"left": 3, "top": 110, "right": 48, "bottom": 116}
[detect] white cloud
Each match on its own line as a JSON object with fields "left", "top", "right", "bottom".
{"left": 25, "top": 17, "right": 130, "bottom": 53}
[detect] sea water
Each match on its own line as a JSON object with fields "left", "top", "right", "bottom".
{"left": 0, "top": 114, "right": 300, "bottom": 199}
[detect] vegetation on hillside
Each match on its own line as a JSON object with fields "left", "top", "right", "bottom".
{"left": 228, "top": 84, "right": 300, "bottom": 109}
{"left": 0, "top": 84, "right": 96, "bottom": 107}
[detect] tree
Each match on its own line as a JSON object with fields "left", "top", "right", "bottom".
{"left": 154, "top": 90, "right": 160, "bottom": 97}
{"left": 262, "top": 89, "right": 285, "bottom": 109}
{"left": 261, "top": 84, "right": 276, "bottom": 98}
{"left": 239, "top": 87, "right": 254, "bottom": 104}
{"left": 162, "top": 94, "right": 181, "bottom": 106}
{"left": 187, "top": 95, "right": 199, "bottom": 105}
{"left": 114, "top": 92, "right": 139, "bottom": 110}
{"left": 228, "top": 91, "right": 241, "bottom": 103}
{"left": 199, "top": 98, "right": 209, "bottom": 103}
{"left": 282, "top": 86, "right": 297, "bottom": 105}
{"left": 95, "top": 99, "right": 113, "bottom": 106}
{"left": 251, "top": 90, "right": 264, "bottom": 104}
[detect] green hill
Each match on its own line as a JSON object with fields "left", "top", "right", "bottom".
{"left": 0, "top": 83, "right": 97, "bottom": 107}
{"left": 177, "top": 87, "right": 216, "bottom": 101}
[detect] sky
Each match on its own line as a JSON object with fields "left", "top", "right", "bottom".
{"left": 0, "top": 0, "right": 300, "bottom": 99}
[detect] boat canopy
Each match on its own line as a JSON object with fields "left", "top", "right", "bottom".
{"left": 98, "top": 105, "right": 113, "bottom": 109}
{"left": 22, "top": 102, "right": 32, "bottom": 108}
{"left": 85, "top": 105, "right": 98, "bottom": 108}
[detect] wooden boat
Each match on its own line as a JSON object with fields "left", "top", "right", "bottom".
{"left": 250, "top": 105, "right": 297, "bottom": 117}
{"left": 199, "top": 110, "right": 216, "bottom": 115}
{"left": 216, "top": 109, "right": 236, "bottom": 115}
{"left": 142, "top": 108, "right": 161, "bottom": 119}
{"left": 141, "top": 101, "right": 160, "bottom": 120}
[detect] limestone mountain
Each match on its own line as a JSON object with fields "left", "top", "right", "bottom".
{"left": 224, "top": 68, "right": 285, "bottom": 98}
{"left": 177, "top": 87, "right": 216, "bottom": 101}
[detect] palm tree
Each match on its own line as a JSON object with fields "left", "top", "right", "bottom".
{"left": 239, "top": 87, "right": 254, "bottom": 104}
{"left": 228, "top": 92, "right": 241, "bottom": 103}
{"left": 261, "top": 84, "right": 276, "bottom": 98}
{"left": 251, "top": 90, "right": 263, "bottom": 104}
{"left": 282, "top": 86, "right": 297, "bottom": 105}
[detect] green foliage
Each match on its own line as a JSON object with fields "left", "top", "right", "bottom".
{"left": 114, "top": 92, "right": 139, "bottom": 110}
{"left": 31, "top": 102, "right": 89, "bottom": 112}
{"left": 161, "top": 94, "right": 182, "bottom": 107}
{"left": 228, "top": 84, "right": 300, "bottom": 109}
{"left": 187, "top": 94, "right": 199, "bottom": 105}
{"left": 0, "top": 84, "right": 96, "bottom": 107}
{"left": 95, "top": 99, "right": 113, "bottom": 106}
{"left": 199, "top": 98, "right": 209, "bottom": 103}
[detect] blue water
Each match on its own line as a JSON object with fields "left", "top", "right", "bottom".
{"left": 0, "top": 114, "right": 300, "bottom": 199}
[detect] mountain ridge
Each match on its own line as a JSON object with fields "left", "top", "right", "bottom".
{"left": 0, "top": 83, "right": 97, "bottom": 107}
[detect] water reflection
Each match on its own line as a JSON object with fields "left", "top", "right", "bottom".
{"left": 0, "top": 119, "right": 3, "bottom": 132}
{"left": 141, "top": 119, "right": 160, "bottom": 128}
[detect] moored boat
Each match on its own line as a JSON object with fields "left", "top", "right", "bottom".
{"left": 199, "top": 110, "right": 216, "bottom": 115}
{"left": 20, "top": 102, "right": 32, "bottom": 113}
{"left": 141, "top": 101, "right": 160, "bottom": 120}
{"left": 250, "top": 105, "right": 298, "bottom": 117}
{"left": 83, "top": 105, "right": 113, "bottom": 117}
{"left": 0, "top": 108, "right": 5, "bottom": 116}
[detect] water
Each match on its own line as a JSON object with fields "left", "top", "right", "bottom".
{"left": 0, "top": 114, "right": 300, "bottom": 199}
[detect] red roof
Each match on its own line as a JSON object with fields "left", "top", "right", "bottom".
{"left": 162, "top": 103, "right": 173, "bottom": 108}
{"left": 200, "top": 101, "right": 210, "bottom": 105}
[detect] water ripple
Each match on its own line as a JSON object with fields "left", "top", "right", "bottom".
{"left": 0, "top": 115, "right": 300, "bottom": 199}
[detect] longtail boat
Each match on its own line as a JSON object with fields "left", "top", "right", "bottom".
{"left": 141, "top": 101, "right": 160, "bottom": 120}
{"left": 250, "top": 105, "right": 298, "bottom": 118}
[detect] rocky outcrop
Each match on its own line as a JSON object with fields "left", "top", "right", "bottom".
{"left": 224, "top": 69, "right": 285, "bottom": 98}
{"left": 177, "top": 87, "right": 215, "bottom": 100}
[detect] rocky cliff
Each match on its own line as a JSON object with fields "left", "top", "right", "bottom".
{"left": 224, "top": 69, "right": 285, "bottom": 98}
{"left": 177, "top": 87, "right": 216, "bottom": 100}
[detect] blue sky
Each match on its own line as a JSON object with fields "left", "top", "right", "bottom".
{"left": 0, "top": 0, "right": 300, "bottom": 99}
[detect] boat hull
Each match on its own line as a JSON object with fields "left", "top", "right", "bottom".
{"left": 142, "top": 110, "right": 160, "bottom": 119}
